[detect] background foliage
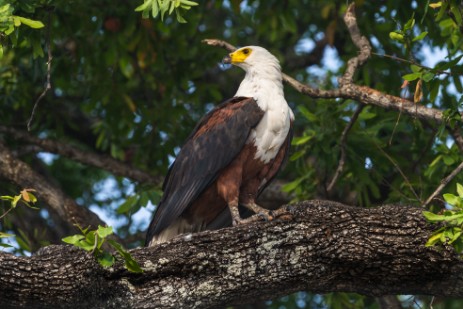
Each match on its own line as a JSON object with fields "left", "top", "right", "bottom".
{"left": 1, "top": 0, "right": 463, "bottom": 308}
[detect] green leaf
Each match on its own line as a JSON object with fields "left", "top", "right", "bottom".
{"left": 15, "top": 16, "right": 44, "bottom": 29}
{"left": 292, "top": 134, "right": 313, "bottom": 146}
{"left": 117, "top": 195, "right": 138, "bottom": 214}
{"left": 404, "top": 15, "right": 415, "bottom": 31}
{"left": 135, "top": 0, "right": 152, "bottom": 12}
{"left": 180, "top": 0, "right": 198, "bottom": 6}
{"left": 429, "top": 80, "right": 440, "bottom": 102}
{"left": 442, "top": 155, "right": 455, "bottom": 166}
{"left": 436, "top": 54, "right": 463, "bottom": 70}
{"left": 97, "top": 225, "right": 113, "bottom": 239}
{"left": 410, "top": 64, "right": 422, "bottom": 73}
{"left": 98, "top": 251, "right": 115, "bottom": 268}
{"left": 11, "top": 194, "right": 21, "bottom": 208}
{"left": 421, "top": 72, "right": 434, "bottom": 82}
{"left": 423, "top": 211, "right": 446, "bottom": 222}
{"left": 450, "top": 4, "right": 462, "bottom": 25}
{"left": 425, "top": 230, "right": 444, "bottom": 247}
{"left": 151, "top": 0, "right": 159, "bottom": 18}
{"left": 443, "top": 193, "right": 461, "bottom": 206}
{"left": 457, "top": 183, "right": 463, "bottom": 198}
{"left": 402, "top": 72, "right": 421, "bottom": 81}
{"left": 412, "top": 31, "right": 428, "bottom": 42}
{"left": 175, "top": 9, "right": 187, "bottom": 23}
{"left": 107, "top": 239, "right": 143, "bottom": 273}
{"left": 62, "top": 234, "right": 85, "bottom": 245}
{"left": 0, "top": 232, "right": 14, "bottom": 238}
{"left": 389, "top": 31, "right": 404, "bottom": 42}
{"left": 0, "top": 243, "right": 14, "bottom": 248}
{"left": 358, "top": 110, "right": 377, "bottom": 120}
{"left": 282, "top": 177, "right": 305, "bottom": 192}
{"left": 298, "top": 106, "right": 317, "bottom": 122}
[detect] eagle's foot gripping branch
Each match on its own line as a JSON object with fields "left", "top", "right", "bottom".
{"left": 230, "top": 202, "right": 294, "bottom": 226}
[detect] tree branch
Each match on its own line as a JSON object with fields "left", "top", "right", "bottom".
{"left": 0, "top": 126, "right": 162, "bottom": 186}
{"left": 0, "top": 201, "right": 461, "bottom": 308}
{"left": 203, "top": 3, "right": 457, "bottom": 125}
{"left": 0, "top": 140, "right": 113, "bottom": 235}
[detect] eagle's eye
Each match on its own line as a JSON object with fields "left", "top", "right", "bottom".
{"left": 242, "top": 48, "right": 250, "bottom": 55}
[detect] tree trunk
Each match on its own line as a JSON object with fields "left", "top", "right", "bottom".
{"left": 0, "top": 200, "right": 461, "bottom": 308}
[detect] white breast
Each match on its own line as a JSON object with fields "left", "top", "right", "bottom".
{"left": 250, "top": 98, "right": 292, "bottom": 163}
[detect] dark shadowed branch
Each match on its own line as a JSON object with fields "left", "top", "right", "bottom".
{"left": 0, "top": 126, "right": 162, "bottom": 185}
{"left": 0, "top": 140, "right": 118, "bottom": 240}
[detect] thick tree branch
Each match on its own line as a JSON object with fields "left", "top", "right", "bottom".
{"left": 0, "top": 126, "right": 162, "bottom": 186}
{"left": 0, "top": 140, "right": 111, "bottom": 235}
{"left": 0, "top": 201, "right": 462, "bottom": 308}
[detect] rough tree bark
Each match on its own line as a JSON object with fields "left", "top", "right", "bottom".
{"left": 0, "top": 200, "right": 462, "bottom": 308}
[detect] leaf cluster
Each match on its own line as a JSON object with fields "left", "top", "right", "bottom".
{"left": 62, "top": 225, "right": 142, "bottom": 273}
{"left": 135, "top": 0, "right": 198, "bottom": 23}
{"left": 424, "top": 183, "right": 463, "bottom": 253}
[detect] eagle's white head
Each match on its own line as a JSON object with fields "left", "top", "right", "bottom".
{"left": 223, "top": 46, "right": 285, "bottom": 106}
{"left": 223, "top": 46, "right": 281, "bottom": 73}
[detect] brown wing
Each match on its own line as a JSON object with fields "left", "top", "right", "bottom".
{"left": 145, "top": 97, "right": 264, "bottom": 245}
{"left": 205, "top": 121, "right": 294, "bottom": 230}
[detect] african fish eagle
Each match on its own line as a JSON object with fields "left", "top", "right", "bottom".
{"left": 145, "top": 46, "right": 294, "bottom": 246}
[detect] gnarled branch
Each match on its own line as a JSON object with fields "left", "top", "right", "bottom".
{"left": 0, "top": 201, "right": 461, "bottom": 308}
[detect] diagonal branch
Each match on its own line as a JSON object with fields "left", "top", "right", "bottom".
{"left": 0, "top": 126, "right": 162, "bottom": 186}
{"left": 327, "top": 104, "right": 364, "bottom": 193}
{"left": 202, "top": 3, "right": 454, "bottom": 125}
{"left": 422, "top": 160, "right": 463, "bottom": 208}
{"left": 0, "top": 140, "right": 115, "bottom": 236}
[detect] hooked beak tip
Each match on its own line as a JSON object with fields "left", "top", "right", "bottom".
{"left": 222, "top": 55, "right": 232, "bottom": 64}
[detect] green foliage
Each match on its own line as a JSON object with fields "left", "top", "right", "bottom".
{"left": 424, "top": 183, "right": 463, "bottom": 253}
{"left": 0, "top": 189, "right": 39, "bottom": 218}
{"left": 0, "top": 1, "right": 45, "bottom": 57}
{"left": 62, "top": 225, "right": 143, "bottom": 273}
{"left": 0, "top": 189, "right": 40, "bottom": 251}
{"left": 135, "top": 0, "right": 198, "bottom": 23}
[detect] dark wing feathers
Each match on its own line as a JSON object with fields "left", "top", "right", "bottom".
{"left": 145, "top": 97, "right": 264, "bottom": 243}
{"left": 205, "top": 121, "right": 294, "bottom": 230}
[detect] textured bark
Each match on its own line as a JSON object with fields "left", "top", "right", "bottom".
{"left": 0, "top": 200, "right": 462, "bottom": 309}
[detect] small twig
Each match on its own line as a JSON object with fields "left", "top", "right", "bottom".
{"left": 422, "top": 160, "right": 463, "bottom": 208}
{"left": 202, "top": 39, "right": 236, "bottom": 52}
{"left": 389, "top": 108, "right": 402, "bottom": 146}
{"left": 0, "top": 206, "right": 14, "bottom": 220}
{"left": 375, "top": 143, "right": 421, "bottom": 203}
{"left": 327, "top": 104, "right": 364, "bottom": 192}
{"left": 27, "top": 11, "right": 52, "bottom": 131}
{"left": 372, "top": 52, "right": 451, "bottom": 76}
